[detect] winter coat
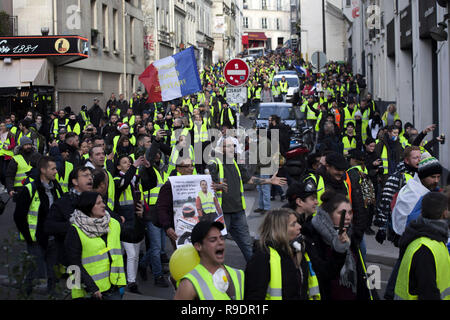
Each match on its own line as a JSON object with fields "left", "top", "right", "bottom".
{"left": 301, "top": 214, "right": 376, "bottom": 300}
{"left": 244, "top": 244, "right": 308, "bottom": 300}
{"left": 13, "top": 178, "right": 63, "bottom": 247}
{"left": 397, "top": 216, "right": 449, "bottom": 300}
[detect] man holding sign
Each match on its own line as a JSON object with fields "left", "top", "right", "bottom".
{"left": 207, "top": 137, "right": 287, "bottom": 262}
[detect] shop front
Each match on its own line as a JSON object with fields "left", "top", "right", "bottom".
{"left": 0, "top": 35, "right": 88, "bottom": 119}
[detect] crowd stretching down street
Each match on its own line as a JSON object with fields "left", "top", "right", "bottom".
{"left": 0, "top": 50, "right": 449, "bottom": 302}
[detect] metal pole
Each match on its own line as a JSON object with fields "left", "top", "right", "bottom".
{"left": 123, "top": 0, "right": 127, "bottom": 99}
{"left": 322, "top": 0, "right": 326, "bottom": 54}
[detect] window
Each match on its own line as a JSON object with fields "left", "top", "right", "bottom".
{"left": 261, "top": 17, "right": 267, "bottom": 29}
{"left": 243, "top": 17, "right": 248, "bottom": 28}
{"left": 262, "top": 0, "right": 267, "bottom": 10}
{"left": 346, "top": 0, "right": 351, "bottom": 7}
{"left": 102, "top": 4, "right": 109, "bottom": 49}
{"left": 276, "top": 18, "right": 280, "bottom": 30}
{"left": 113, "top": 8, "right": 118, "bottom": 51}
{"left": 91, "top": 0, "right": 97, "bottom": 29}
{"left": 277, "top": 0, "right": 282, "bottom": 11}
{"left": 130, "top": 17, "right": 135, "bottom": 55}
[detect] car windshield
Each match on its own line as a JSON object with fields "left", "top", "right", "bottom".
{"left": 259, "top": 106, "right": 295, "bottom": 120}
{"left": 274, "top": 77, "right": 299, "bottom": 87}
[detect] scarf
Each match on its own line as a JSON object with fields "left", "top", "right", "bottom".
{"left": 312, "top": 208, "right": 358, "bottom": 293}
{"left": 70, "top": 209, "right": 111, "bottom": 238}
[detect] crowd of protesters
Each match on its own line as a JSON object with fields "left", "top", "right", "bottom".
{"left": 0, "top": 49, "right": 449, "bottom": 301}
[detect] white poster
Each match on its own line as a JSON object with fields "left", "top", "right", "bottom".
{"left": 169, "top": 175, "right": 226, "bottom": 247}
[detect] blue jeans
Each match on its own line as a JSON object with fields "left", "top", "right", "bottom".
{"left": 224, "top": 211, "right": 253, "bottom": 263}
{"left": 25, "top": 240, "right": 57, "bottom": 295}
{"left": 256, "top": 175, "right": 271, "bottom": 211}
{"left": 139, "top": 221, "right": 166, "bottom": 278}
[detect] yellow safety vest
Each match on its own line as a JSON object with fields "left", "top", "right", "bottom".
{"left": 13, "top": 154, "right": 33, "bottom": 187}
{"left": 220, "top": 108, "right": 235, "bottom": 126}
{"left": 280, "top": 81, "right": 288, "bottom": 93}
{"left": 0, "top": 136, "right": 14, "bottom": 157}
{"left": 181, "top": 263, "right": 244, "bottom": 300}
{"left": 395, "top": 237, "right": 450, "bottom": 300}
{"left": 193, "top": 122, "right": 208, "bottom": 143}
{"left": 71, "top": 218, "right": 126, "bottom": 299}
{"left": 343, "top": 107, "right": 358, "bottom": 127}
{"left": 146, "top": 167, "right": 164, "bottom": 206}
{"left": 20, "top": 182, "right": 61, "bottom": 242}
{"left": 266, "top": 247, "right": 320, "bottom": 300}
{"left": 55, "top": 161, "right": 74, "bottom": 193}
{"left": 380, "top": 145, "right": 389, "bottom": 175}
{"left": 342, "top": 135, "right": 357, "bottom": 156}
{"left": 106, "top": 170, "right": 115, "bottom": 212}
{"left": 198, "top": 191, "right": 216, "bottom": 215}
{"left": 112, "top": 135, "right": 136, "bottom": 154}
{"left": 67, "top": 122, "right": 81, "bottom": 135}
{"left": 166, "top": 145, "right": 196, "bottom": 177}
{"left": 52, "top": 118, "right": 69, "bottom": 136}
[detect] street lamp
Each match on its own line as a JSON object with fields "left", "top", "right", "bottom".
{"left": 430, "top": 14, "right": 449, "bottom": 42}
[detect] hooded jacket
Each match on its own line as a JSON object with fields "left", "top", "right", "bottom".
{"left": 397, "top": 216, "right": 449, "bottom": 300}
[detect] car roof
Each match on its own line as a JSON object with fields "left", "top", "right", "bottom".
{"left": 277, "top": 70, "right": 297, "bottom": 74}
{"left": 259, "top": 102, "right": 293, "bottom": 108}
{"left": 273, "top": 74, "right": 299, "bottom": 79}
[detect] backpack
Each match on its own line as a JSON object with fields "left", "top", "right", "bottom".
{"left": 359, "top": 172, "right": 376, "bottom": 208}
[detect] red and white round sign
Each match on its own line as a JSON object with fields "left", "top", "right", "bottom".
{"left": 224, "top": 58, "right": 250, "bottom": 86}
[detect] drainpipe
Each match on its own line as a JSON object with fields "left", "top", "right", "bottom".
{"left": 123, "top": 0, "right": 128, "bottom": 99}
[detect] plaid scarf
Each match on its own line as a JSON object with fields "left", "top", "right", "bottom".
{"left": 70, "top": 209, "right": 111, "bottom": 238}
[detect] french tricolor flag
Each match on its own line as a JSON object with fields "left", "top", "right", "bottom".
{"left": 139, "top": 46, "right": 202, "bottom": 103}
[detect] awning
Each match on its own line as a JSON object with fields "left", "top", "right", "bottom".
{"left": 246, "top": 32, "right": 267, "bottom": 41}
{"left": 242, "top": 35, "right": 248, "bottom": 45}
{"left": 0, "top": 58, "right": 51, "bottom": 88}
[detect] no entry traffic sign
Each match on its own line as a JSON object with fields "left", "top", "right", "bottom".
{"left": 224, "top": 58, "right": 250, "bottom": 86}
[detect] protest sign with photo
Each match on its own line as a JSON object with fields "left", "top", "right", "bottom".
{"left": 169, "top": 174, "right": 226, "bottom": 247}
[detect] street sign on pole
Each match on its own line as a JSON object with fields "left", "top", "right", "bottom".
{"left": 224, "top": 58, "right": 250, "bottom": 87}
{"left": 311, "top": 51, "right": 327, "bottom": 73}
{"left": 226, "top": 86, "right": 247, "bottom": 104}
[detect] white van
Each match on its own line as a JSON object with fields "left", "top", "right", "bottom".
{"left": 272, "top": 73, "right": 300, "bottom": 103}
{"left": 247, "top": 47, "right": 265, "bottom": 57}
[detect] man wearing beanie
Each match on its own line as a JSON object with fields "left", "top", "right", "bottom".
{"left": 5, "top": 136, "right": 42, "bottom": 200}
{"left": 382, "top": 155, "right": 443, "bottom": 300}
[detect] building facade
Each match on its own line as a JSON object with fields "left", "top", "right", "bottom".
{"left": 212, "top": 0, "right": 240, "bottom": 62}
{"left": 242, "top": 0, "right": 292, "bottom": 50}
{"left": 299, "top": 0, "right": 346, "bottom": 62}
{"left": 0, "top": 0, "right": 145, "bottom": 115}
{"left": 343, "top": 0, "right": 450, "bottom": 175}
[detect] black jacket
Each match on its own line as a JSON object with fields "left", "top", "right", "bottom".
{"left": 5, "top": 148, "right": 42, "bottom": 193}
{"left": 346, "top": 167, "right": 373, "bottom": 244}
{"left": 245, "top": 244, "right": 308, "bottom": 300}
{"left": 114, "top": 166, "right": 145, "bottom": 243}
{"left": 397, "top": 217, "right": 449, "bottom": 300}
{"left": 301, "top": 217, "right": 376, "bottom": 300}
{"left": 87, "top": 104, "right": 104, "bottom": 128}
{"left": 13, "top": 179, "right": 63, "bottom": 247}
